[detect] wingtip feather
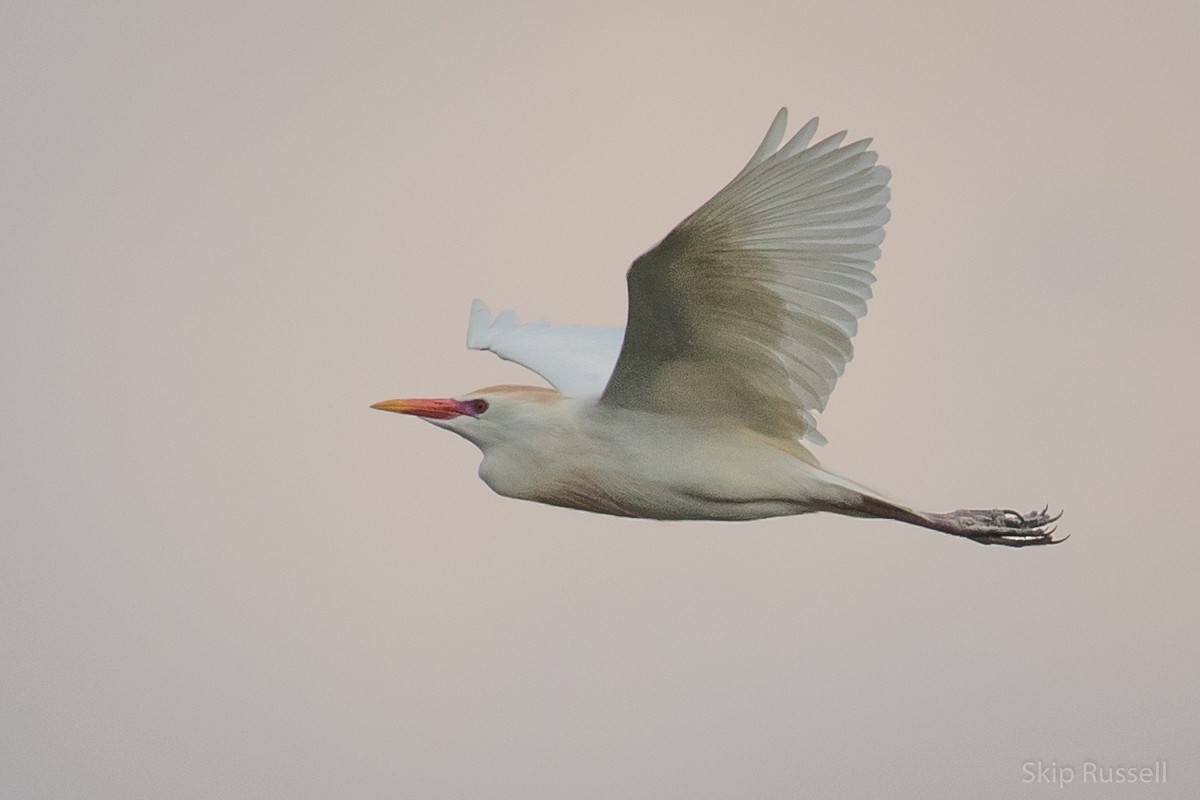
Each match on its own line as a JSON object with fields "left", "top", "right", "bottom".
{"left": 735, "top": 108, "right": 790, "bottom": 178}
{"left": 466, "top": 299, "right": 494, "bottom": 349}
{"left": 777, "top": 116, "right": 821, "bottom": 159}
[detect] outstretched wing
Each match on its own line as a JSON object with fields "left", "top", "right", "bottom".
{"left": 466, "top": 299, "right": 625, "bottom": 397}
{"left": 600, "top": 109, "right": 891, "bottom": 445}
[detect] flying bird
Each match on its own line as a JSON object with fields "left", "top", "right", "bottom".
{"left": 374, "top": 109, "right": 1061, "bottom": 546}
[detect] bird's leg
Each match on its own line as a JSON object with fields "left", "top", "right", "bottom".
{"left": 848, "top": 495, "right": 1065, "bottom": 547}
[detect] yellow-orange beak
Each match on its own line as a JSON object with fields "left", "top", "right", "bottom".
{"left": 370, "top": 397, "right": 473, "bottom": 420}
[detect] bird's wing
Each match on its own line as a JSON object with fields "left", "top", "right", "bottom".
{"left": 600, "top": 109, "right": 891, "bottom": 445}
{"left": 466, "top": 299, "right": 625, "bottom": 397}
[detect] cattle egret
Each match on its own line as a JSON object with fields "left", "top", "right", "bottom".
{"left": 374, "top": 109, "right": 1061, "bottom": 546}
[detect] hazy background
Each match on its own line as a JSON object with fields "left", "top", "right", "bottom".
{"left": 4, "top": 1, "right": 1197, "bottom": 797}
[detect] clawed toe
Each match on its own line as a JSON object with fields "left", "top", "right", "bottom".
{"left": 974, "top": 525, "right": 1067, "bottom": 547}
{"left": 1037, "top": 507, "right": 1064, "bottom": 526}
{"left": 926, "top": 507, "right": 1065, "bottom": 547}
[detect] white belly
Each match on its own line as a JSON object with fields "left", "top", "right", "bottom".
{"left": 476, "top": 406, "right": 858, "bottom": 521}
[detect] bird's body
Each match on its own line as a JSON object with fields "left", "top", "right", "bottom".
{"left": 375, "top": 109, "right": 1061, "bottom": 546}
{"left": 463, "top": 387, "right": 846, "bottom": 521}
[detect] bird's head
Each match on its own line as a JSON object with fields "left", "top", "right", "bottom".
{"left": 370, "top": 385, "right": 563, "bottom": 450}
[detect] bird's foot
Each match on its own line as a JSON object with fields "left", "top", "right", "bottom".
{"left": 926, "top": 506, "right": 1065, "bottom": 547}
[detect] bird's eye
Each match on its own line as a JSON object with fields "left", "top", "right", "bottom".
{"left": 469, "top": 398, "right": 489, "bottom": 415}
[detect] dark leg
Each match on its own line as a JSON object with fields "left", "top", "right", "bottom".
{"left": 849, "top": 495, "right": 1065, "bottom": 547}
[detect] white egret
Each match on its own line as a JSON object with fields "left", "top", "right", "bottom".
{"left": 374, "top": 109, "right": 1061, "bottom": 546}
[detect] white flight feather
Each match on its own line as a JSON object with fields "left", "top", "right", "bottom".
{"left": 466, "top": 299, "right": 624, "bottom": 397}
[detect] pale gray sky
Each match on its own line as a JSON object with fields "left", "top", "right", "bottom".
{"left": 3, "top": 1, "right": 1198, "bottom": 797}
